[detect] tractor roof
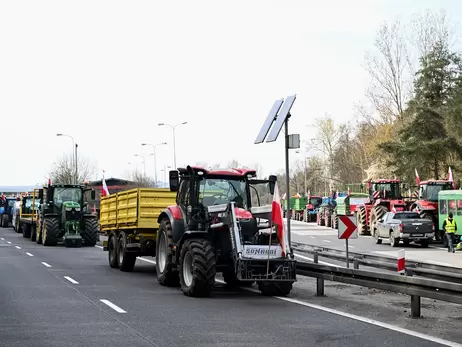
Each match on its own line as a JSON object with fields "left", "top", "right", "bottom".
{"left": 371, "top": 179, "right": 400, "bottom": 183}
{"left": 420, "top": 179, "right": 452, "bottom": 185}
{"left": 178, "top": 166, "right": 257, "bottom": 178}
{"left": 48, "top": 184, "right": 83, "bottom": 189}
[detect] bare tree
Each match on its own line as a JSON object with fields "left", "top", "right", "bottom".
{"left": 313, "top": 115, "right": 341, "bottom": 185}
{"left": 364, "top": 19, "right": 412, "bottom": 123}
{"left": 131, "top": 170, "right": 155, "bottom": 188}
{"left": 49, "top": 154, "right": 97, "bottom": 184}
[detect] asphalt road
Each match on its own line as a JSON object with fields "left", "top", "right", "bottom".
{"left": 0, "top": 228, "right": 458, "bottom": 347}
{"left": 287, "top": 220, "right": 462, "bottom": 268}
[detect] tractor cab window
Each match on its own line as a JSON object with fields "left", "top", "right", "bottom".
{"left": 248, "top": 181, "right": 273, "bottom": 207}
{"left": 199, "top": 178, "right": 247, "bottom": 209}
{"left": 310, "top": 197, "right": 323, "bottom": 206}
{"left": 54, "top": 188, "right": 82, "bottom": 209}
{"left": 372, "top": 183, "right": 400, "bottom": 199}
{"left": 421, "top": 183, "right": 453, "bottom": 202}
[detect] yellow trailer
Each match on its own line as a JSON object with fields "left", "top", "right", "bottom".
{"left": 101, "top": 188, "right": 176, "bottom": 272}
{"left": 18, "top": 189, "right": 41, "bottom": 241}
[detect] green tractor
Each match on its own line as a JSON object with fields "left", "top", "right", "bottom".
{"left": 37, "top": 184, "right": 98, "bottom": 247}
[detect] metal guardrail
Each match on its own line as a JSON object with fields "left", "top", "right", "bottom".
{"left": 296, "top": 259, "right": 462, "bottom": 318}
{"left": 292, "top": 242, "right": 462, "bottom": 284}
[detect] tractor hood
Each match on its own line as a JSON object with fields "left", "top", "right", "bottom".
{"left": 62, "top": 201, "right": 81, "bottom": 211}
{"left": 416, "top": 200, "right": 437, "bottom": 211}
{"left": 235, "top": 207, "right": 253, "bottom": 219}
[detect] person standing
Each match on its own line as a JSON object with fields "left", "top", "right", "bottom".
{"left": 442, "top": 212, "right": 457, "bottom": 253}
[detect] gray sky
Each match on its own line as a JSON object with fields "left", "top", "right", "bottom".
{"left": 1, "top": 0, "right": 460, "bottom": 185}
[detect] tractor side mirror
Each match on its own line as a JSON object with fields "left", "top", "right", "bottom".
{"left": 169, "top": 170, "right": 179, "bottom": 192}
{"left": 268, "top": 175, "right": 277, "bottom": 195}
{"left": 90, "top": 190, "right": 96, "bottom": 200}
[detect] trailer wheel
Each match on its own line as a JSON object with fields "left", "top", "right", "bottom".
{"left": 179, "top": 239, "right": 216, "bottom": 297}
{"left": 42, "top": 218, "right": 59, "bottom": 246}
{"left": 118, "top": 232, "right": 136, "bottom": 272}
{"left": 30, "top": 225, "right": 36, "bottom": 242}
{"left": 108, "top": 233, "right": 118, "bottom": 268}
{"left": 156, "top": 219, "right": 179, "bottom": 287}
{"left": 258, "top": 281, "right": 293, "bottom": 296}
{"left": 81, "top": 218, "right": 98, "bottom": 246}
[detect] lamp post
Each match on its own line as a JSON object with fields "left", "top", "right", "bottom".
{"left": 134, "top": 154, "right": 146, "bottom": 176}
{"left": 141, "top": 142, "right": 167, "bottom": 186}
{"left": 57, "top": 133, "right": 78, "bottom": 184}
{"left": 158, "top": 122, "right": 187, "bottom": 169}
{"left": 161, "top": 165, "right": 172, "bottom": 187}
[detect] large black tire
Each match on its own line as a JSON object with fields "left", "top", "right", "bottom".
{"left": 43, "top": 218, "right": 59, "bottom": 246}
{"left": 369, "top": 205, "right": 388, "bottom": 235}
{"left": 1, "top": 214, "right": 8, "bottom": 228}
{"left": 156, "top": 219, "right": 180, "bottom": 286}
{"left": 81, "top": 218, "right": 98, "bottom": 246}
{"left": 258, "top": 281, "right": 293, "bottom": 296}
{"left": 30, "top": 225, "right": 37, "bottom": 242}
{"left": 108, "top": 232, "right": 118, "bottom": 268}
{"left": 179, "top": 239, "right": 216, "bottom": 297}
{"left": 118, "top": 232, "right": 136, "bottom": 272}
{"left": 357, "top": 206, "right": 368, "bottom": 235}
{"left": 22, "top": 223, "right": 31, "bottom": 238}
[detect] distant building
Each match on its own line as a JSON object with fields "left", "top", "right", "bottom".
{"left": 0, "top": 185, "right": 42, "bottom": 196}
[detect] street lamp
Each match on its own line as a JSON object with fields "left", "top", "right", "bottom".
{"left": 141, "top": 142, "right": 167, "bottom": 186}
{"left": 134, "top": 154, "right": 146, "bottom": 176}
{"left": 158, "top": 122, "right": 187, "bottom": 169}
{"left": 160, "top": 165, "right": 172, "bottom": 187}
{"left": 57, "top": 133, "right": 78, "bottom": 184}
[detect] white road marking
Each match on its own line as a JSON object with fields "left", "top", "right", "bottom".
{"left": 323, "top": 240, "right": 331, "bottom": 243}
{"left": 6, "top": 241, "right": 11, "bottom": 244}
{"left": 26, "top": 252, "right": 33, "bottom": 257}
{"left": 94, "top": 245, "right": 104, "bottom": 249}
{"left": 137, "top": 257, "right": 156, "bottom": 265}
{"left": 100, "top": 299, "right": 127, "bottom": 313}
{"left": 15, "top": 246, "right": 21, "bottom": 249}
{"left": 108, "top": 251, "right": 456, "bottom": 345}
{"left": 0, "top": 237, "right": 4, "bottom": 240}
{"left": 41, "top": 262, "right": 52, "bottom": 268}
{"left": 309, "top": 236, "right": 315, "bottom": 239}
{"left": 294, "top": 253, "right": 340, "bottom": 267}
{"left": 349, "top": 246, "right": 355, "bottom": 248}
{"left": 425, "top": 260, "right": 454, "bottom": 267}
{"left": 64, "top": 276, "right": 79, "bottom": 284}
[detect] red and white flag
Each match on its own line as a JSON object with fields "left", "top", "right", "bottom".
{"left": 101, "top": 171, "right": 109, "bottom": 197}
{"left": 415, "top": 169, "right": 420, "bottom": 186}
{"left": 448, "top": 166, "right": 455, "bottom": 189}
{"left": 347, "top": 186, "right": 351, "bottom": 196}
{"left": 272, "top": 183, "right": 289, "bottom": 257}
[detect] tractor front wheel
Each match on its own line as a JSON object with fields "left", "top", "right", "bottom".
{"left": 42, "top": 218, "right": 59, "bottom": 246}
{"left": 81, "top": 218, "right": 98, "bottom": 246}
{"left": 156, "top": 219, "right": 180, "bottom": 287}
{"left": 179, "top": 239, "right": 216, "bottom": 297}
{"left": 369, "top": 206, "right": 388, "bottom": 235}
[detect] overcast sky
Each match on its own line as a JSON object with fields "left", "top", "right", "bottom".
{"left": 1, "top": 0, "right": 460, "bottom": 185}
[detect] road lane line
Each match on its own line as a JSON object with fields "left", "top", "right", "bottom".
{"left": 64, "top": 276, "right": 79, "bottom": 284}
{"left": 94, "top": 245, "right": 104, "bottom": 249}
{"left": 26, "top": 252, "right": 33, "bottom": 257}
{"left": 349, "top": 245, "right": 355, "bottom": 248}
{"left": 41, "top": 262, "right": 52, "bottom": 268}
{"left": 294, "top": 253, "right": 339, "bottom": 267}
{"left": 15, "top": 246, "right": 21, "bottom": 249}
{"left": 0, "top": 237, "right": 4, "bottom": 240}
{"left": 309, "top": 236, "right": 315, "bottom": 239}
{"left": 137, "top": 257, "right": 156, "bottom": 265}
{"left": 6, "top": 241, "right": 11, "bottom": 244}
{"left": 100, "top": 299, "right": 127, "bottom": 313}
{"left": 323, "top": 240, "right": 331, "bottom": 243}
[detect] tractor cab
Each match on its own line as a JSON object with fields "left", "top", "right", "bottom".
{"left": 0, "top": 196, "right": 17, "bottom": 227}
{"left": 368, "top": 179, "right": 402, "bottom": 200}
{"left": 418, "top": 180, "right": 454, "bottom": 202}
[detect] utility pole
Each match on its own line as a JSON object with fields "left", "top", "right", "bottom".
{"left": 158, "top": 122, "right": 187, "bottom": 169}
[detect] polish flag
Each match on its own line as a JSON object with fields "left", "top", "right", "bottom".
{"left": 101, "top": 172, "right": 110, "bottom": 197}
{"left": 347, "top": 186, "right": 351, "bottom": 196}
{"left": 272, "top": 183, "right": 289, "bottom": 257}
{"left": 415, "top": 169, "right": 420, "bottom": 186}
{"left": 307, "top": 190, "right": 311, "bottom": 201}
{"left": 448, "top": 166, "right": 456, "bottom": 189}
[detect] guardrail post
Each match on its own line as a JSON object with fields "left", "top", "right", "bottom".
{"left": 313, "top": 252, "right": 325, "bottom": 296}
{"left": 353, "top": 258, "right": 359, "bottom": 269}
{"left": 410, "top": 295, "right": 421, "bottom": 318}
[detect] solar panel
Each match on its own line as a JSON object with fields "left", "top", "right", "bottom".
{"left": 265, "top": 94, "right": 296, "bottom": 143}
{"left": 254, "top": 99, "right": 284, "bottom": 144}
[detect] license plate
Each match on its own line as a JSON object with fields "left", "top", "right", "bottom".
{"left": 412, "top": 234, "right": 424, "bottom": 237}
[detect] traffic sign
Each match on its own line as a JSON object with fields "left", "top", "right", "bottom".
{"left": 338, "top": 215, "right": 358, "bottom": 239}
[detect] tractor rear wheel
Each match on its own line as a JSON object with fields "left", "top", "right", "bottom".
{"left": 179, "top": 239, "right": 216, "bottom": 297}
{"left": 357, "top": 206, "right": 368, "bottom": 235}
{"left": 258, "top": 281, "right": 293, "bottom": 296}
{"left": 156, "top": 219, "right": 180, "bottom": 287}
{"left": 1, "top": 214, "right": 8, "bottom": 228}
{"left": 369, "top": 206, "right": 388, "bottom": 235}
{"left": 118, "top": 232, "right": 136, "bottom": 272}
{"left": 42, "top": 218, "right": 59, "bottom": 246}
{"left": 81, "top": 218, "right": 98, "bottom": 246}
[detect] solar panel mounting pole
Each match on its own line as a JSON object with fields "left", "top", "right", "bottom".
{"left": 284, "top": 114, "right": 291, "bottom": 245}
